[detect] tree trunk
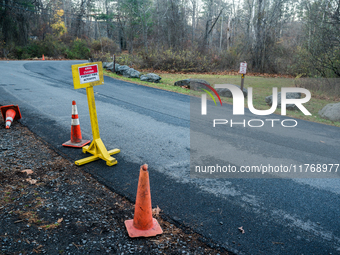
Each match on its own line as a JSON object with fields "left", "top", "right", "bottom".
{"left": 203, "top": 0, "right": 214, "bottom": 50}
{"left": 253, "top": 0, "right": 264, "bottom": 71}
{"left": 191, "top": 0, "right": 196, "bottom": 44}
{"left": 62, "top": 0, "right": 67, "bottom": 31}
{"left": 2, "top": 0, "right": 12, "bottom": 44}
{"left": 219, "top": 10, "right": 223, "bottom": 51}
{"left": 226, "top": 16, "right": 230, "bottom": 50}
{"left": 76, "top": 0, "right": 87, "bottom": 37}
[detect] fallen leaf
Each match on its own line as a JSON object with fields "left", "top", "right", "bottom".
{"left": 238, "top": 226, "right": 245, "bottom": 234}
{"left": 21, "top": 169, "right": 33, "bottom": 175}
{"left": 26, "top": 178, "right": 37, "bottom": 185}
{"left": 57, "top": 218, "right": 63, "bottom": 223}
{"left": 152, "top": 205, "right": 161, "bottom": 216}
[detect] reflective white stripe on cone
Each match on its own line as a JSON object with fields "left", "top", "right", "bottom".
{"left": 62, "top": 101, "right": 91, "bottom": 148}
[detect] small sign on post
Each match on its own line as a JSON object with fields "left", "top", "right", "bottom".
{"left": 239, "top": 62, "right": 247, "bottom": 74}
{"left": 239, "top": 62, "right": 247, "bottom": 92}
{"left": 71, "top": 62, "right": 120, "bottom": 166}
{"left": 72, "top": 62, "right": 104, "bottom": 89}
{"left": 78, "top": 65, "right": 100, "bottom": 84}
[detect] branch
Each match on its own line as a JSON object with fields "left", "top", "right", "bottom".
{"left": 208, "top": 8, "right": 224, "bottom": 35}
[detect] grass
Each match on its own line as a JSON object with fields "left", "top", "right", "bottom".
{"left": 104, "top": 70, "right": 340, "bottom": 127}
{"left": 41, "top": 223, "right": 60, "bottom": 229}
{"left": 104, "top": 71, "right": 190, "bottom": 94}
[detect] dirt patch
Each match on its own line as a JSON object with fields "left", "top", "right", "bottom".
{"left": 0, "top": 118, "right": 228, "bottom": 254}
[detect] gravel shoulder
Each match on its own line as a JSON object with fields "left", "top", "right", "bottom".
{"left": 0, "top": 117, "right": 229, "bottom": 255}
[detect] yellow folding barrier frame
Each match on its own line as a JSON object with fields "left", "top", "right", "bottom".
{"left": 71, "top": 62, "right": 120, "bottom": 166}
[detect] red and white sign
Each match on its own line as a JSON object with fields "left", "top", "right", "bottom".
{"left": 78, "top": 64, "right": 100, "bottom": 84}
{"left": 239, "top": 62, "right": 247, "bottom": 74}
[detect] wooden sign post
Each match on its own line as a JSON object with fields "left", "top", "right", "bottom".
{"left": 113, "top": 54, "right": 115, "bottom": 73}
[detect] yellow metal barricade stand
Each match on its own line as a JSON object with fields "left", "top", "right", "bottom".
{"left": 71, "top": 62, "right": 120, "bottom": 166}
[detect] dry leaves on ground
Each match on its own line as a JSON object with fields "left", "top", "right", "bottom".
{"left": 26, "top": 178, "right": 37, "bottom": 185}
{"left": 21, "top": 169, "right": 33, "bottom": 175}
{"left": 152, "top": 206, "right": 161, "bottom": 216}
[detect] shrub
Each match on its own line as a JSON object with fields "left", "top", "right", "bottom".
{"left": 288, "top": 47, "right": 315, "bottom": 77}
{"left": 25, "top": 35, "right": 67, "bottom": 58}
{"left": 90, "top": 52, "right": 114, "bottom": 62}
{"left": 26, "top": 43, "right": 41, "bottom": 57}
{"left": 91, "top": 37, "right": 119, "bottom": 54}
{"left": 66, "top": 39, "right": 90, "bottom": 59}
{"left": 0, "top": 41, "right": 15, "bottom": 58}
{"left": 12, "top": 46, "right": 24, "bottom": 59}
{"left": 116, "top": 54, "right": 138, "bottom": 67}
{"left": 90, "top": 38, "right": 120, "bottom": 62}
{"left": 295, "top": 78, "right": 340, "bottom": 98}
{"left": 213, "top": 48, "right": 240, "bottom": 71}
{"left": 137, "top": 48, "right": 214, "bottom": 72}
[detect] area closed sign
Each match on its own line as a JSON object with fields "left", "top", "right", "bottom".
{"left": 71, "top": 62, "right": 104, "bottom": 89}
{"left": 79, "top": 65, "right": 99, "bottom": 84}
{"left": 239, "top": 62, "right": 247, "bottom": 74}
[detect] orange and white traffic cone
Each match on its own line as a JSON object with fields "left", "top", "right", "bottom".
{"left": 125, "top": 164, "right": 163, "bottom": 238}
{"left": 0, "top": 105, "right": 22, "bottom": 129}
{"left": 62, "top": 101, "right": 91, "bottom": 148}
{"left": 42, "top": 54, "right": 45, "bottom": 60}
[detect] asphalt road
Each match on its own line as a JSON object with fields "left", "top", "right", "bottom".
{"left": 1, "top": 60, "right": 340, "bottom": 255}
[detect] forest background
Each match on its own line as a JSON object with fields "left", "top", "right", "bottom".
{"left": 0, "top": 0, "right": 339, "bottom": 78}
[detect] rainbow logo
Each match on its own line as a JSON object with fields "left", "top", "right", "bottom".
{"left": 201, "top": 83, "right": 223, "bottom": 106}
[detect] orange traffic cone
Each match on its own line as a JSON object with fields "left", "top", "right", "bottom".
{"left": 42, "top": 54, "right": 45, "bottom": 60}
{"left": 62, "top": 101, "right": 91, "bottom": 148}
{"left": 125, "top": 164, "right": 163, "bottom": 238}
{"left": 0, "top": 105, "right": 22, "bottom": 129}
